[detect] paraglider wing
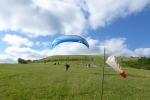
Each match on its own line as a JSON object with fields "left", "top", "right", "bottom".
{"left": 52, "top": 35, "right": 89, "bottom": 48}
{"left": 106, "top": 55, "right": 126, "bottom": 78}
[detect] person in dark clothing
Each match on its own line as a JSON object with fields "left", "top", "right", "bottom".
{"left": 65, "top": 63, "right": 70, "bottom": 71}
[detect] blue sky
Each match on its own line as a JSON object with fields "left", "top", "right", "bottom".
{"left": 0, "top": 0, "right": 150, "bottom": 63}
{"left": 89, "top": 9, "right": 150, "bottom": 50}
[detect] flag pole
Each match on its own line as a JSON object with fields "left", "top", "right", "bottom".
{"left": 101, "top": 47, "right": 106, "bottom": 100}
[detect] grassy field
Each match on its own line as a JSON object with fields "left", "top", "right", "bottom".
{"left": 0, "top": 62, "right": 150, "bottom": 100}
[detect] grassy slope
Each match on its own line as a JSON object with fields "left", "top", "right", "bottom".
{"left": 39, "top": 55, "right": 139, "bottom": 67}
{"left": 0, "top": 62, "right": 150, "bottom": 100}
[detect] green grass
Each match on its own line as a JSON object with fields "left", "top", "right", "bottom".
{"left": 0, "top": 63, "right": 150, "bottom": 100}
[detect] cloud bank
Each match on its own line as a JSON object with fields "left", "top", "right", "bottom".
{"left": 0, "top": 0, "right": 150, "bottom": 37}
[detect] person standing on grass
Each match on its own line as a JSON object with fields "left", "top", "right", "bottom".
{"left": 66, "top": 63, "right": 70, "bottom": 71}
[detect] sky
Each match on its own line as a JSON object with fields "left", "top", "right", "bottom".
{"left": 0, "top": 0, "right": 150, "bottom": 63}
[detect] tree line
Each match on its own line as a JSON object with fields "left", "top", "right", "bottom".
{"left": 18, "top": 58, "right": 31, "bottom": 64}
{"left": 121, "top": 57, "right": 150, "bottom": 70}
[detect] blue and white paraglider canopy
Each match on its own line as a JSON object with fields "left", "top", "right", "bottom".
{"left": 52, "top": 35, "right": 89, "bottom": 48}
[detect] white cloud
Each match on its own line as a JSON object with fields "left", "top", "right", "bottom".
{"left": 42, "top": 42, "right": 51, "bottom": 48}
{"left": 0, "top": 54, "right": 17, "bottom": 63}
{"left": 99, "top": 38, "right": 134, "bottom": 56}
{"left": 0, "top": 0, "right": 87, "bottom": 37}
{"left": 36, "top": 41, "right": 40, "bottom": 46}
{"left": 2, "top": 34, "right": 34, "bottom": 47}
{"left": 5, "top": 46, "right": 50, "bottom": 60}
{"left": 134, "top": 48, "right": 150, "bottom": 57}
{"left": 86, "top": 0, "right": 150, "bottom": 29}
{"left": 0, "top": 0, "right": 150, "bottom": 37}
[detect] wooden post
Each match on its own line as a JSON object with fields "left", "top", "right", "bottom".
{"left": 101, "top": 47, "right": 106, "bottom": 100}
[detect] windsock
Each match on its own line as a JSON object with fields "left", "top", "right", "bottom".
{"left": 106, "top": 55, "right": 126, "bottom": 78}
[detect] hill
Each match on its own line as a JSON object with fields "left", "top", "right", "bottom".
{"left": 33, "top": 55, "right": 140, "bottom": 67}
